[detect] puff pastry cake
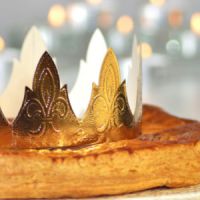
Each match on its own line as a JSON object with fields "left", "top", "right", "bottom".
{"left": 0, "top": 50, "right": 199, "bottom": 199}
{"left": 0, "top": 105, "right": 200, "bottom": 198}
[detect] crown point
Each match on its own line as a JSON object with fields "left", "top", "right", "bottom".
{"left": 99, "top": 48, "right": 121, "bottom": 87}
{"left": 33, "top": 51, "right": 60, "bottom": 94}
{"left": 42, "top": 51, "right": 50, "bottom": 57}
{"left": 107, "top": 47, "right": 114, "bottom": 55}
{"left": 105, "top": 48, "right": 119, "bottom": 68}
{"left": 39, "top": 51, "right": 54, "bottom": 64}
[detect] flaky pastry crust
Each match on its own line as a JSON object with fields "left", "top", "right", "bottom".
{"left": 0, "top": 105, "right": 200, "bottom": 198}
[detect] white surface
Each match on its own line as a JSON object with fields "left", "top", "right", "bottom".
{"left": 0, "top": 26, "right": 47, "bottom": 118}
{"left": 126, "top": 36, "right": 142, "bottom": 122}
{"left": 53, "top": 185, "right": 200, "bottom": 200}
{"left": 69, "top": 29, "right": 107, "bottom": 118}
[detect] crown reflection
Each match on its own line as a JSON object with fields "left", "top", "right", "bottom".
{"left": 0, "top": 47, "right": 141, "bottom": 149}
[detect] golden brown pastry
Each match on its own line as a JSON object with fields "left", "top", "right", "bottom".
{"left": 0, "top": 49, "right": 199, "bottom": 198}
{"left": 0, "top": 105, "right": 200, "bottom": 198}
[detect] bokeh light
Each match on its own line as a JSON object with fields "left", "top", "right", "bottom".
{"left": 168, "top": 10, "right": 183, "bottom": 28}
{"left": 86, "top": 0, "right": 102, "bottom": 6}
{"left": 48, "top": 4, "right": 66, "bottom": 27}
{"left": 0, "top": 36, "right": 5, "bottom": 52}
{"left": 166, "top": 39, "right": 181, "bottom": 55}
{"left": 97, "top": 11, "right": 112, "bottom": 28}
{"left": 190, "top": 13, "right": 200, "bottom": 35}
{"left": 149, "top": 0, "right": 165, "bottom": 7}
{"left": 68, "top": 4, "right": 88, "bottom": 27}
{"left": 181, "top": 31, "right": 197, "bottom": 58}
{"left": 140, "top": 42, "right": 152, "bottom": 59}
{"left": 141, "top": 5, "right": 161, "bottom": 34}
{"left": 116, "top": 15, "right": 134, "bottom": 34}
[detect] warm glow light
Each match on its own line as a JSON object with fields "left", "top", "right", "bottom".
{"left": 168, "top": 10, "right": 183, "bottom": 28}
{"left": 140, "top": 42, "right": 152, "bottom": 59}
{"left": 116, "top": 15, "right": 134, "bottom": 34}
{"left": 68, "top": 4, "right": 88, "bottom": 26}
{"left": 149, "top": 0, "right": 165, "bottom": 7}
{"left": 190, "top": 13, "right": 200, "bottom": 35}
{"left": 86, "top": 0, "right": 102, "bottom": 5}
{"left": 141, "top": 5, "right": 161, "bottom": 33}
{"left": 98, "top": 11, "right": 112, "bottom": 28}
{"left": 0, "top": 36, "right": 5, "bottom": 52}
{"left": 48, "top": 4, "right": 66, "bottom": 27}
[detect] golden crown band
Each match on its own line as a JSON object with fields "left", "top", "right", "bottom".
{"left": 0, "top": 49, "right": 141, "bottom": 149}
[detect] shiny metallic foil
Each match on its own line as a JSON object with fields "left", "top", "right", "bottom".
{"left": 0, "top": 49, "right": 141, "bottom": 148}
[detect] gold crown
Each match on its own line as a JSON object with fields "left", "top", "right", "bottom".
{"left": 0, "top": 49, "right": 141, "bottom": 149}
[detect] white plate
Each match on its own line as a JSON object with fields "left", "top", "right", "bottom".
{"left": 51, "top": 184, "right": 200, "bottom": 200}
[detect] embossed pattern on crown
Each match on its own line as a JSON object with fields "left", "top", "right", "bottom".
{"left": 0, "top": 49, "right": 141, "bottom": 149}
{"left": 83, "top": 49, "right": 137, "bottom": 142}
{"left": 13, "top": 52, "right": 77, "bottom": 136}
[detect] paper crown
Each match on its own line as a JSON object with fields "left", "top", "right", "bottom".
{"left": 0, "top": 28, "right": 142, "bottom": 149}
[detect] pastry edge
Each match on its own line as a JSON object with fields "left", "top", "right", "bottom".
{"left": 0, "top": 140, "right": 200, "bottom": 198}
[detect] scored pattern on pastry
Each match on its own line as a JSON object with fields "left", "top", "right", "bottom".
{"left": 13, "top": 52, "right": 77, "bottom": 135}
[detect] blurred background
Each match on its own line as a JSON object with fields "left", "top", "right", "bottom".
{"left": 0, "top": 0, "right": 200, "bottom": 119}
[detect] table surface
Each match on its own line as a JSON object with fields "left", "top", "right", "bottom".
{"left": 30, "top": 184, "right": 200, "bottom": 200}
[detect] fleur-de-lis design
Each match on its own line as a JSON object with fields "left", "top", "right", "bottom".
{"left": 13, "top": 52, "right": 76, "bottom": 135}
{"left": 90, "top": 49, "right": 133, "bottom": 132}
{"left": 10, "top": 48, "right": 138, "bottom": 147}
